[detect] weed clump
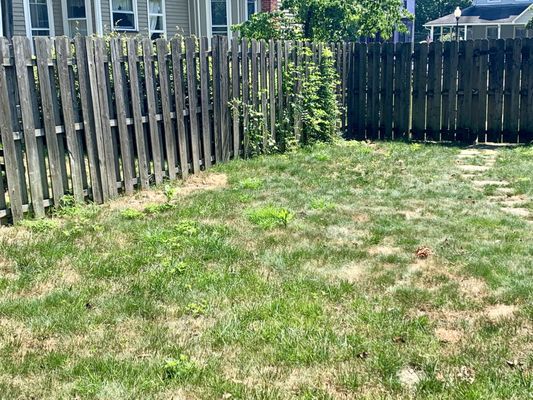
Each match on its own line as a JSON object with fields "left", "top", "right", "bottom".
{"left": 163, "top": 354, "right": 197, "bottom": 381}
{"left": 120, "top": 208, "right": 144, "bottom": 220}
{"left": 247, "top": 206, "right": 294, "bottom": 229}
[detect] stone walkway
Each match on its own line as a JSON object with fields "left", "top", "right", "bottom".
{"left": 456, "top": 145, "right": 531, "bottom": 222}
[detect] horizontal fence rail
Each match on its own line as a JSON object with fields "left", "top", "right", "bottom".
{"left": 0, "top": 36, "right": 531, "bottom": 224}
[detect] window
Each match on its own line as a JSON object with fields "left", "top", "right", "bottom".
{"left": 487, "top": 26, "right": 498, "bottom": 40}
{"left": 211, "top": 0, "right": 228, "bottom": 35}
{"left": 247, "top": 0, "right": 258, "bottom": 19}
{"left": 111, "top": 0, "right": 136, "bottom": 30}
{"left": 148, "top": 0, "right": 165, "bottom": 39}
{"left": 65, "top": 0, "right": 89, "bottom": 36}
{"left": 28, "top": 0, "right": 52, "bottom": 36}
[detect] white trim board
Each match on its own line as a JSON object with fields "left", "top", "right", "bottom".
{"left": 0, "top": 0, "right": 3, "bottom": 37}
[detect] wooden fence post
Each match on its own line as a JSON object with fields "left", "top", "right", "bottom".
{"left": 185, "top": 36, "right": 201, "bottom": 172}
{"left": 520, "top": 38, "right": 533, "bottom": 143}
{"left": 0, "top": 38, "right": 24, "bottom": 221}
{"left": 13, "top": 36, "right": 45, "bottom": 217}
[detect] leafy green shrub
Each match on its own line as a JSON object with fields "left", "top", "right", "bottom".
{"left": 279, "top": 46, "right": 341, "bottom": 148}
{"left": 298, "top": 47, "right": 340, "bottom": 145}
{"left": 247, "top": 206, "right": 294, "bottom": 229}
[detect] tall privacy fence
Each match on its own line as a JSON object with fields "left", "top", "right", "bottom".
{"left": 346, "top": 39, "right": 533, "bottom": 143}
{"left": 0, "top": 36, "right": 532, "bottom": 224}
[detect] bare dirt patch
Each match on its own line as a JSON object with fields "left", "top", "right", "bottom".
{"left": 106, "top": 173, "right": 228, "bottom": 211}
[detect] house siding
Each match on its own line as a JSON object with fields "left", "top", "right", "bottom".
{"left": 53, "top": 0, "right": 64, "bottom": 35}
{"left": 165, "top": 0, "right": 190, "bottom": 36}
{"left": 12, "top": 0, "right": 26, "bottom": 36}
{"left": 472, "top": 25, "right": 486, "bottom": 39}
{"left": 501, "top": 24, "right": 514, "bottom": 38}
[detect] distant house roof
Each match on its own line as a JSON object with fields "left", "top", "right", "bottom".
{"left": 424, "top": 4, "right": 530, "bottom": 26}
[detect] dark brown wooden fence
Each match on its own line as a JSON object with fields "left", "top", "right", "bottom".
{"left": 345, "top": 39, "right": 533, "bottom": 144}
{"left": 0, "top": 36, "right": 531, "bottom": 224}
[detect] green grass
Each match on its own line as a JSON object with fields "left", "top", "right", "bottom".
{"left": 0, "top": 141, "right": 532, "bottom": 399}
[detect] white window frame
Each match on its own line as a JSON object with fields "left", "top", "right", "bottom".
{"left": 245, "top": 0, "right": 259, "bottom": 20}
{"left": 147, "top": 0, "right": 166, "bottom": 38}
{"left": 109, "top": 0, "right": 139, "bottom": 32}
{"left": 62, "top": 0, "right": 93, "bottom": 37}
{"left": 207, "top": 0, "right": 232, "bottom": 37}
{"left": 0, "top": 0, "right": 3, "bottom": 37}
{"left": 24, "top": 0, "right": 55, "bottom": 38}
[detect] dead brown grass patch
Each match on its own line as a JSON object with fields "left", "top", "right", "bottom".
{"left": 311, "top": 260, "right": 369, "bottom": 283}
{"left": 485, "top": 304, "right": 518, "bottom": 321}
{"left": 368, "top": 244, "right": 401, "bottom": 257}
{"left": 0, "top": 317, "right": 59, "bottom": 358}
{"left": 178, "top": 172, "right": 228, "bottom": 195}
{"left": 435, "top": 328, "right": 463, "bottom": 344}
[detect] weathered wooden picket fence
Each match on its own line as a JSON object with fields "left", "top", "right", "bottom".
{"left": 0, "top": 36, "right": 531, "bottom": 224}
{"left": 0, "top": 36, "right": 346, "bottom": 224}
{"left": 345, "top": 39, "right": 533, "bottom": 143}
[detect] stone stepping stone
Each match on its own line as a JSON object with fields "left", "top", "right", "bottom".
{"left": 458, "top": 165, "right": 490, "bottom": 173}
{"left": 501, "top": 207, "right": 530, "bottom": 218}
{"left": 472, "top": 180, "right": 509, "bottom": 187}
{"left": 494, "top": 187, "right": 515, "bottom": 195}
{"left": 499, "top": 199, "right": 528, "bottom": 207}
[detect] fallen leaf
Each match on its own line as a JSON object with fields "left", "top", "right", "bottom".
{"left": 415, "top": 246, "right": 432, "bottom": 259}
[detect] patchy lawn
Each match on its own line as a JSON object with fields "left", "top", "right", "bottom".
{"left": 0, "top": 141, "right": 531, "bottom": 399}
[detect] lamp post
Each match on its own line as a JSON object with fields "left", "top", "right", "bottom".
{"left": 454, "top": 7, "right": 462, "bottom": 43}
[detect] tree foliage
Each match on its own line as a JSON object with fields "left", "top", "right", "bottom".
{"left": 415, "top": 0, "right": 472, "bottom": 36}
{"left": 232, "top": 11, "right": 302, "bottom": 41}
{"left": 281, "top": 0, "right": 412, "bottom": 42}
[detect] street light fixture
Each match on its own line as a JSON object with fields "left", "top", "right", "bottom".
{"left": 454, "top": 7, "right": 462, "bottom": 43}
